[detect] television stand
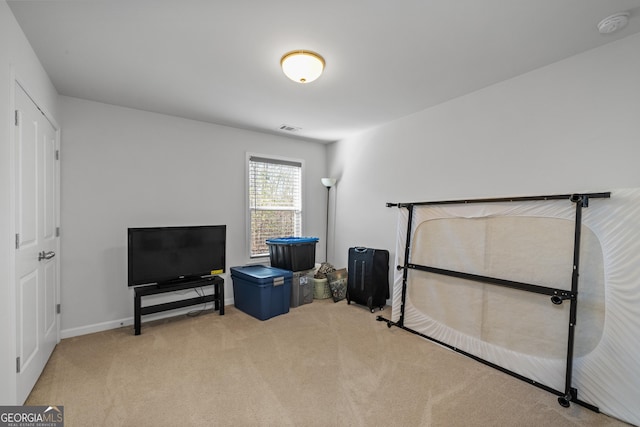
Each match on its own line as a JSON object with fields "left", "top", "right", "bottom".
{"left": 134, "top": 276, "right": 224, "bottom": 335}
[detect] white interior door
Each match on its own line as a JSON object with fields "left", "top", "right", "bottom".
{"left": 14, "top": 82, "right": 60, "bottom": 404}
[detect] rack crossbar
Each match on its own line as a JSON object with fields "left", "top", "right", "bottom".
{"left": 406, "top": 263, "right": 575, "bottom": 299}
{"left": 386, "top": 192, "right": 610, "bottom": 208}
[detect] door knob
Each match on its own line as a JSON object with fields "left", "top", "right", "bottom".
{"left": 38, "top": 251, "right": 56, "bottom": 261}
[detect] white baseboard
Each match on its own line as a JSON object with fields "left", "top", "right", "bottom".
{"left": 60, "top": 298, "right": 234, "bottom": 339}
{"left": 61, "top": 317, "right": 132, "bottom": 339}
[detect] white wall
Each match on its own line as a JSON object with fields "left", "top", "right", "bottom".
{"left": 327, "top": 32, "right": 640, "bottom": 271}
{"left": 59, "top": 96, "right": 328, "bottom": 336}
{"left": 0, "top": 1, "right": 60, "bottom": 405}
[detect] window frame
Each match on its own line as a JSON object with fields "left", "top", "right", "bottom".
{"left": 246, "top": 152, "right": 305, "bottom": 259}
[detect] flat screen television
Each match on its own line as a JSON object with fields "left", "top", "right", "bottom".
{"left": 127, "top": 225, "right": 226, "bottom": 286}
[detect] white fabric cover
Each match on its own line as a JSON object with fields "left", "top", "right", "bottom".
{"left": 391, "top": 188, "right": 640, "bottom": 426}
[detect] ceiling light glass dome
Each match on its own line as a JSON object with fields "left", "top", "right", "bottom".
{"left": 281, "top": 50, "right": 325, "bottom": 83}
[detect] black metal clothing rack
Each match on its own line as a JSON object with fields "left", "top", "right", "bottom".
{"left": 378, "top": 192, "right": 611, "bottom": 410}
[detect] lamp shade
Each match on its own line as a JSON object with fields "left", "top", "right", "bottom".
{"left": 321, "top": 178, "right": 336, "bottom": 188}
{"left": 281, "top": 50, "right": 325, "bottom": 83}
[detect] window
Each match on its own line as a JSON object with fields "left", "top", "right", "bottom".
{"left": 248, "top": 155, "right": 303, "bottom": 257}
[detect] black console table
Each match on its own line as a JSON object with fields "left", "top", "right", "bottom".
{"left": 134, "top": 276, "right": 224, "bottom": 335}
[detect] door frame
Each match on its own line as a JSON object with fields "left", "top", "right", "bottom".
{"left": 9, "top": 70, "right": 61, "bottom": 404}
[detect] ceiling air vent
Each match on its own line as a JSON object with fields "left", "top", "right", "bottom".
{"left": 279, "top": 124, "right": 301, "bottom": 132}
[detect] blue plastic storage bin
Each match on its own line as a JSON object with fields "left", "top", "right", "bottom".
{"left": 231, "top": 265, "right": 292, "bottom": 320}
{"left": 266, "top": 237, "right": 319, "bottom": 271}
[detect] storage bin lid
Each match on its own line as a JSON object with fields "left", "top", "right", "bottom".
{"left": 230, "top": 265, "right": 293, "bottom": 284}
{"left": 266, "top": 237, "right": 319, "bottom": 245}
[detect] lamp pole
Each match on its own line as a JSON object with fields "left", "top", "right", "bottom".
{"left": 321, "top": 178, "right": 336, "bottom": 262}
{"left": 325, "top": 186, "right": 330, "bottom": 262}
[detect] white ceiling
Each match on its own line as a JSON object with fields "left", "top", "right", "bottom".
{"left": 8, "top": 0, "right": 640, "bottom": 143}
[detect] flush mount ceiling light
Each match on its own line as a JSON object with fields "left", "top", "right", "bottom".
{"left": 597, "top": 12, "right": 630, "bottom": 34}
{"left": 280, "top": 50, "right": 325, "bottom": 83}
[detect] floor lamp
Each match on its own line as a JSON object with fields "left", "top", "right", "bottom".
{"left": 321, "top": 178, "right": 336, "bottom": 262}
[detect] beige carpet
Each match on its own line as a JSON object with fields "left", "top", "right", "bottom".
{"left": 27, "top": 299, "right": 629, "bottom": 426}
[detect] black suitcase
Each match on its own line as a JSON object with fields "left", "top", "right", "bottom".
{"left": 346, "top": 247, "right": 390, "bottom": 312}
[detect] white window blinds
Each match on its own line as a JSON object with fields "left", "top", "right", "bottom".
{"left": 249, "top": 156, "right": 302, "bottom": 257}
